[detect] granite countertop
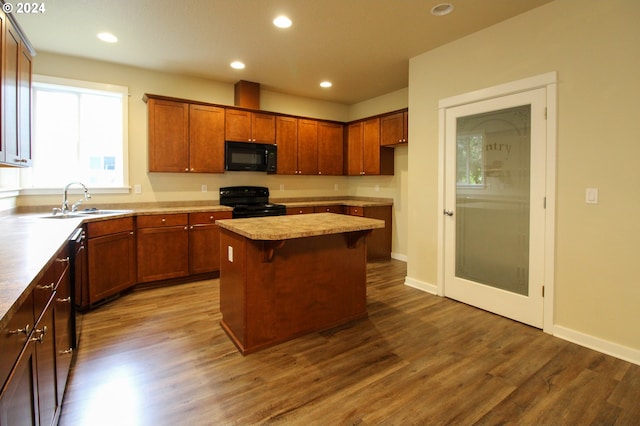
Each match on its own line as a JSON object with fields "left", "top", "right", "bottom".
{"left": 2, "top": 197, "right": 390, "bottom": 328}
{"left": 216, "top": 212, "right": 384, "bottom": 240}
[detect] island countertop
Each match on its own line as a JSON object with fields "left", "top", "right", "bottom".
{"left": 216, "top": 212, "right": 384, "bottom": 240}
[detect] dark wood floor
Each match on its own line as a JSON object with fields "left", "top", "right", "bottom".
{"left": 59, "top": 260, "right": 640, "bottom": 425}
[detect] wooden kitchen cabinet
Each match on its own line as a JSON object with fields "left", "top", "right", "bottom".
{"left": 146, "top": 96, "right": 225, "bottom": 173}
{"left": 225, "top": 108, "right": 275, "bottom": 143}
{"left": 346, "top": 118, "right": 394, "bottom": 176}
{"left": 85, "top": 217, "right": 136, "bottom": 307}
{"left": 297, "top": 119, "right": 318, "bottom": 175}
{"left": 275, "top": 116, "right": 298, "bottom": 174}
{"left": 188, "top": 211, "right": 232, "bottom": 275}
{"left": 317, "top": 121, "right": 344, "bottom": 175}
{"left": 314, "top": 205, "right": 344, "bottom": 214}
{"left": 137, "top": 214, "right": 189, "bottom": 283}
{"left": 347, "top": 205, "right": 392, "bottom": 261}
{"left": 0, "top": 12, "right": 34, "bottom": 168}
{"left": 286, "top": 206, "right": 315, "bottom": 215}
{"left": 1, "top": 244, "right": 74, "bottom": 426}
{"left": 380, "top": 109, "right": 408, "bottom": 146}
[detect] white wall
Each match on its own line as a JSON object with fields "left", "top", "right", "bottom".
{"left": 408, "top": 0, "right": 640, "bottom": 355}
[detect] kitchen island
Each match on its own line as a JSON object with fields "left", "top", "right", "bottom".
{"left": 216, "top": 213, "right": 385, "bottom": 354}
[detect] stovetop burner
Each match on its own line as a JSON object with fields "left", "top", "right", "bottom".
{"left": 219, "top": 186, "right": 286, "bottom": 218}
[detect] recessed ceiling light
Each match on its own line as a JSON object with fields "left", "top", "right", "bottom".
{"left": 273, "top": 15, "right": 292, "bottom": 28}
{"left": 320, "top": 81, "right": 332, "bottom": 88}
{"left": 230, "top": 61, "right": 246, "bottom": 70}
{"left": 431, "top": 3, "right": 454, "bottom": 16}
{"left": 97, "top": 32, "right": 118, "bottom": 43}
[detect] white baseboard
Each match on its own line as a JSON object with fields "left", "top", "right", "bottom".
{"left": 404, "top": 276, "right": 438, "bottom": 295}
{"left": 553, "top": 325, "right": 640, "bottom": 366}
{"left": 391, "top": 252, "right": 407, "bottom": 262}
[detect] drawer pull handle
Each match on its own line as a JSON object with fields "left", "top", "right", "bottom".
{"left": 37, "top": 283, "right": 55, "bottom": 291}
{"left": 57, "top": 297, "right": 71, "bottom": 303}
{"left": 56, "top": 256, "right": 70, "bottom": 264}
{"left": 9, "top": 324, "right": 31, "bottom": 335}
{"left": 60, "top": 348, "right": 74, "bottom": 355}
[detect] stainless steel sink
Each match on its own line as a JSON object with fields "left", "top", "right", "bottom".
{"left": 41, "top": 213, "right": 85, "bottom": 219}
{"left": 41, "top": 209, "right": 131, "bottom": 219}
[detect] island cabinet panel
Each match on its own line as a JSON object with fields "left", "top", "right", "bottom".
{"left": 219, "top": 228, "right": 368, "bottom": 354}
{"left": 0, "top": 334, "right": 39, "bottom": 426}
{"left": 188, "top": 211, "right": 232, "bottom": 275}
{"left": 85, "top": 217, "right": 136, "bottom": 307}
{"left": 137, "top": 214, "right": 189, "bottom": 283}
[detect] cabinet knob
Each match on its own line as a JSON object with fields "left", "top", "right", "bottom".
{"left": 185, "top": 168, "right": 189, "bottom": 172}
{"left": 31, "top": 326, "right": 48, "bottom": 343}
{"left": 161, "top": 218, "right": 166, "bottom": 223}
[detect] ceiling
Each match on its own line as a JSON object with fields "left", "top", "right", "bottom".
{"left": 14, "top": 0, "right": 553, "bottom": 105}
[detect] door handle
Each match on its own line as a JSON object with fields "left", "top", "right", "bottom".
{"left": 443, "top": 209, "right": 454, "bottom": 216}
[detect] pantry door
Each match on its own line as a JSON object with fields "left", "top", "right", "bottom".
{"left": 443, "top": 87, "right": 547, "bottom": 328}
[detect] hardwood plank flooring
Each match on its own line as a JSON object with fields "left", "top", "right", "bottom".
{"left": 59, "top": 260, "right": 640, "bottom": 425}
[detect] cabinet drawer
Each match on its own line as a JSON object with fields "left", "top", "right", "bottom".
{"left": 314, "top": 205, "right": 345, "bottom": 214}
{"left": 137, "top": 213, "right": 188, "bottom": 228}
{"left": 286, "top": 207, "right": 315, "bottom": 215}
{"left": 348, "top": 206, "right": 365, "bottom": 217}
{"left": 0, "top": 293, "right": 34, "bottom": 388}
{"left": 86, "top": 217, "right": 134, "bottom": 238}
{"left": 189, "top": 211, "right": 232, "bottom": 225}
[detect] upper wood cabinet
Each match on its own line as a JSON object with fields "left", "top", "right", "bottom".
{"left": 225, "top": 108, "right": 276, "bottom": 144}
{"left": 276, "top": 117, "right": 343, "bottom": 175}
{"left": 1, "top": 12, "right": 34, "bottom": 167}
{"left": 380, "top": 109, "right": 408, "bottom": 146}
{"left": 147, "top": 96, "right": 225, "bottom": 173}
{"left": 346, "top": 118, "right": 394, "bottom": 176}
{"left": 317, "top": 121, "right": 343, "bottom": 175}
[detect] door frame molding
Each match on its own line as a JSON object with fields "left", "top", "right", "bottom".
{"left": 436, "top": 72, "right": 557, "bottom": 334}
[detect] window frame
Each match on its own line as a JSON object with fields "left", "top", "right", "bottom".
{"left": 19, "top": 74, "right": 130, "bottom": 196}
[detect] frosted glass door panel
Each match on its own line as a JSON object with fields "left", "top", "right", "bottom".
{"left": 455, "top": 105, "right": 531, "bottom": 296}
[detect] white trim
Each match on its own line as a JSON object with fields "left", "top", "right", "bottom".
{"left": 391, "top": 252, "right": 407, "bottom": 262}
{"left": 0, "top": 188, "right": 20, "bottom": 198}
{"left": 554, "top": 325, "right": 640, "bottom": 366}
{"left": 404, "top": 276, "right": 438, "bottom": 295}
{"left": 437, "top": 71, "right": 558, "bottom": 331}
{"left": 33, "top": 74, "right": 129, "bottom": 96}
{"left": 438, "top": 72, "right": 557, "bottom": 109}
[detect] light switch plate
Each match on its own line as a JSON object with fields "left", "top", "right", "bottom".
{"left": 586, "top": 187, "right": 598, "bottom": 204}
{"left": 227, "top": 246, "right": 234, "bottom": 262}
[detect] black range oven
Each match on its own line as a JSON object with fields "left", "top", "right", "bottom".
{"left": 219, "top": 186, "right": 286, "bottom": 218}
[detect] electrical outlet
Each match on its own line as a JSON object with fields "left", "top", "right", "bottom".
{"left": 586, "top": 187, "right": 598, "bottom": 204}
{"left": 201, "top": 184, "right": 208, "bottom": 192}
{"left": 227, "top": 246, "right": 234, "bottom": 262}
{"left": 375, "top": 185, "right": 380, "bottom": 192}
{"left": 280, "top": 184, "right": 285, "bottom": 191}
{"left": 334, "top": 184, "right": 339, "bottom": 191}
{"left": 134, "top": 184, "right": 141, "bottom": 194}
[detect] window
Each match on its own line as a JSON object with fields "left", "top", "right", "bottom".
{"left": 456, "top": 132, "right": 484, "bottom": 187}
{"left": 21, "top": 75, "right": 129, "bottom": 192}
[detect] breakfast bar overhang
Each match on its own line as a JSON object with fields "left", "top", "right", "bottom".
{"left": 216, "top": 213, "right": 385, "bottom": 354}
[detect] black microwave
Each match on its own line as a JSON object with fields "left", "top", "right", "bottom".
{"left": 225, "top": 141, "right": 277, "bottom": 172}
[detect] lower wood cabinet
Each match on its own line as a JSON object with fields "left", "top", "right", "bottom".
{"left": 85, "top": 218, "right": 136, "bottom": 308}
{"left": 1, "top": 244, "right": 74, "bottom": 426}
{"left": 137, "top": 214, "right": 189, "bottom": 283}
{"left": 188, "top": 211, "right": 232, "bottom": 275}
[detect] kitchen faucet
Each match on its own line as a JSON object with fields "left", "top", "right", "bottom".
{"left": 53, "top": 182, "right": 92, "bottom": 215}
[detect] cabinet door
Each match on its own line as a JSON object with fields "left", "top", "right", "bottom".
{"left": 251, "top": 112, "right": 276, "bottom": 143}
{"left": 189, "top": 104, "right": 225, "bottom": 173}
{"left": 225, "top": 108, "right": 252, "bottom": 142}
{"left": 34, "top": 301, "right": 57, "bottom": 426}
{"left": 363, "top": 118, "right": 381, "bottom": 175}
{"left": 317, "top": 122, "right": 343, "bottom": 175}
{"left": 297, "top": 119, "right": 318, "bottom": 175}
{"left": 148, "top": 98, "right": 189, "bottom": 172}
{"left": 54, "top": 261, "right": 73, "bottom": 405}
{"left": 346, "top": 122, "right": 364, "bottom": 176}
{"left": 18, "top": 42, "right": 33, "bottom": 166}
{"left": 286, "top": 207, "right": 315, "bottom": 215}
{"left": 137, "top": 226, "right": 189, "bottom": 283}
{"left": 380, "top": 111, "right": 408, "bottom": 146}
{"left": 0, "top": 341, "right": 39, "bottom": 426}
{"left": 88, "top": 231, "right": 136, "bottom": 304}
{"left": 2, "top": 19, "right": 20, "bottom": 166}
{"left": 275, "top": 116, "right": 298, "bottom": 175}
{"left": 189, "top": 211, "right": 231, "bottom": 274}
